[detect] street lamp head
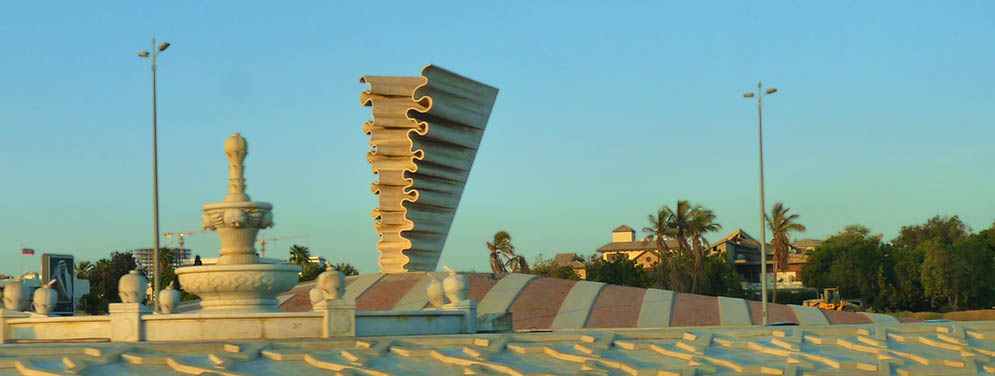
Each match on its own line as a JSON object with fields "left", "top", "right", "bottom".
{"left": 766, "top": 88, "right": 777, "bottom": 94}
{"left": 743, "top": 93, "right": 755, "bottom": 98}
{"left": 139, "top": 51, "right": 150, "bottom": 57}
{"left": 158, "top": 42, "right": 170, "bottom": 52}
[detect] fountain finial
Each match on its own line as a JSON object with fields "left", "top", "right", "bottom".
{"left": 224, "top": 132, "right": 250, "bottom": 202}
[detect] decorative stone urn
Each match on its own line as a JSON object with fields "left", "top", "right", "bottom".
{"left": 3, "top": 279, "right": 30, "bottom": 311}
{"left": 118, "top": 270, "right": 148, "bottom": 304}
{"left": 176, "top": 133, "right": 301, "bottom": 313}
{"left": 426, "top": 275, "right": 444, "bottom": 308}
{"left": 309, "top": 266, "right": 346, "bottom": 306}
{"left": 32, "top": 280, "right": 58, "bottom": 315}
{"left": 158, "top": 281, "right": 181, "bottom": 314}
{"left": 317, "top": 267, "right": 346, "bottom": 300}
{"left": 442, "top": 267, "right": 468, "bottom": 304}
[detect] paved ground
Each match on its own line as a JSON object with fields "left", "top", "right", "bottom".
{"left": 277, "top": 273, "right": 893, "bottom": 330}
{"left": 5, "top": 322, "right": 995, "bottom": 375}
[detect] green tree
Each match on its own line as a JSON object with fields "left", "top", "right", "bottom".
{"left": 486, "top": 231, "right": 528, "bottom": 273}
{"left": 299, "top": 263, "right": 322, "bottom": 282}
{"left": 892, "top": 215, "right": 969, "bottom": 250}
{"left": 921, "top": 236, "right": 995, "bottom": 310}
{"left": 800, "top": 225, "right": 892, "bottom": 310}
{"left": 887, "top": 245, "right": 928, "bottom": 311}
{"left": 644, "top": 206, "right": 677, "bottom": 257}
{"left": 299, "top": 261, "right": 359, "bottom": 282}
{"left": 890, "top": 215, "right": 985, "bottom": 311}
{"left": 81, "top": 251, "right": 137, "bottom": 314}
{"left": 585, "top": 255, "right": 648, "bottom": 288}
{"left": 686, "top": 205, "right": 722, "bottom": 293}
{"left": 765, "top": 202, "right": 806, "bottom": 304}
{"left": 158, "top": 248, "right": 175, "bottom": 272}
{"left": 644, "top": 206, "right": 684, "bottom": 291}
{"left": 642, "top": 200, "right": 721, "bottom": 293}
{"left": 331, "top": 262, "right": 359, "bottom": 276}
{"left": 530, "top": 256, "right": 581, "bottom": 280}
{"left": 75, "top": 260, "right": 93, "bottom": 281}
{"left": 288, "top": 245, "right": 312, "bottom": 268}
{"left": 698, "top": 252, "right": 747, "bottom": 298}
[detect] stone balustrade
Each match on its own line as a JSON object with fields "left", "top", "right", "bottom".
{"left": 0, "top": 297, "right": 481, "bottom": 343}
{"left": 0, "top": 266, "right": 479, "bottom": 343}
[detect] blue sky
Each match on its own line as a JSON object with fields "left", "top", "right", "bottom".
{"left": 2, "top": 2, "right": 994, "bottom": 276}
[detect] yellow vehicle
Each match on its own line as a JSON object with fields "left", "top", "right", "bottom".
{"left": 803, "top": 288, "right": 863, "bottom": 312}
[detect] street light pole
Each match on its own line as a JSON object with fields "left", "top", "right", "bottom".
{"left": 139, "top": 39, "right": 170, "bottom": 311}
{"left": 744, "top": 83, "right": 776, "bottom": 325}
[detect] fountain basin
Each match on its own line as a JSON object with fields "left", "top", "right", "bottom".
{"left": 176, "top": 263, "right": 300, "bottom": 313}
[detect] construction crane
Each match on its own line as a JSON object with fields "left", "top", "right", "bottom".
{"left": 163, "top": 230, "right": 210, "bottom": 264}
{"left": 256, "top": 234, "right": 309, "bottom": 258}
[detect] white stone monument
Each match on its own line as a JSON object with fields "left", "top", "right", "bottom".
{"left": 176, "top": 133, "right": 300, "bottom": 313}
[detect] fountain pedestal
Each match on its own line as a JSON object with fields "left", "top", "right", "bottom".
{"left": 175, "top": 132, "right": 300, "bottom": 314}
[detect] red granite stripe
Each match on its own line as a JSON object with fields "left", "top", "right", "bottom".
{"left": 356, "top": 273, "right": 423, "bottom": 311}
{"left": 747, "top": 301, "right": 799, "bottom": 325}
{"left": 669, "top": 293, "right": 720, "bottom": 327}
{"left": 822, "top": 309, "right": 873, "bottom": 325}
{"left": 467, "top": 273, "right": 503, "bottom": 302}
{"left": 507, "top": 277, "right": 577, "bottom": 330}
{"left": 586, "top": 285, "right": 646, "bottom": 328}
{"left": 279, "top": 291, "right": 310, "bottom": 312}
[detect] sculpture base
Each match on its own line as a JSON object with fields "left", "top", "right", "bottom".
{"left": 176, "top": 263, "right": 300, "bottom": 314}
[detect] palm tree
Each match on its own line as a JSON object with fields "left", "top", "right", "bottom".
{"left": 487, "top": 231, "right": 524, "bottom": 273}
{"left": 644, "top": 206, "right": 684, "bottom": 291}
{"left": 643, "top": 206, "right": 677, "bottom": 258}
{"left": 288, "top": 245, "right": 312, "bottom": 268}
{"left": 75, "top": 260, "right": 94, "bottom": 281}
{"left": 158, "top": 248, "right": 175, "bottom": 272}
{"left": 765, "top": 202, "right": 806, "bottom": 304}
{"left": 331, "top": 262, "right": 359, "bottom": 276}
{"left": 687, "top": 205, "right": 722, "bottom": 293}
{"left": 511, "top": 255, "right": 530, "bottom": 274}
{"left": 643, "top": 200, "right": 722, "bottom": 293}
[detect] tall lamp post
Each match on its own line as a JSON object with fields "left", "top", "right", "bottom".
{"left": 743, "top": 83, "right": 776, "bottom": 325}
{"left": 139, "top": 39, "right": 170, "bottom": 310}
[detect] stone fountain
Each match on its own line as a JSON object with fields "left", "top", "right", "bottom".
{"left": 175, "top": 133, "right": 300, "bottom": 313}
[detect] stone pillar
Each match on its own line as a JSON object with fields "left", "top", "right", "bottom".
{"left": 0, "top": 309, "right": 30, "bottom": 344}
{"left": 109, "top": 303, "right": 151, "bottom": 342}
{"left": 442, "top": 300, "right": 478, "bottom": 334}
{"left": 314, "top": 298, "right": 355, "bottom": 338}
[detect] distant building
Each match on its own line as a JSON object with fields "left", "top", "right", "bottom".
{"left": 307, "top": 256, "right": 327, "bottom": 266}
{"left": 132, "top": 248, "right": 191, "bottom": 271}
{"left": 708, "top": 229, "right": 822, "bottom": 287}
{"left": 594, "top": 225, "right": 822, "bottom": 286}
{"left": 595, "top": 225, "right": 679, "bottom": 268}
{"left": 552, "top": 253, "right": 588, "bottom": 279}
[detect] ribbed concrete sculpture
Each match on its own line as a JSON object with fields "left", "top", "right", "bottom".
{"left": 361, "top": 65, "right": 499, "bottom": 273}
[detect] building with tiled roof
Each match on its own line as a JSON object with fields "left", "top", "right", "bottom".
{"left": 552, "top": 253, "right": 588, "bottom": 278}
{"left": 709, "top": 229, "right": 822, "bottom": 287}
{"left": 596, "top": 225, "right": 680, "bottom": 268}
